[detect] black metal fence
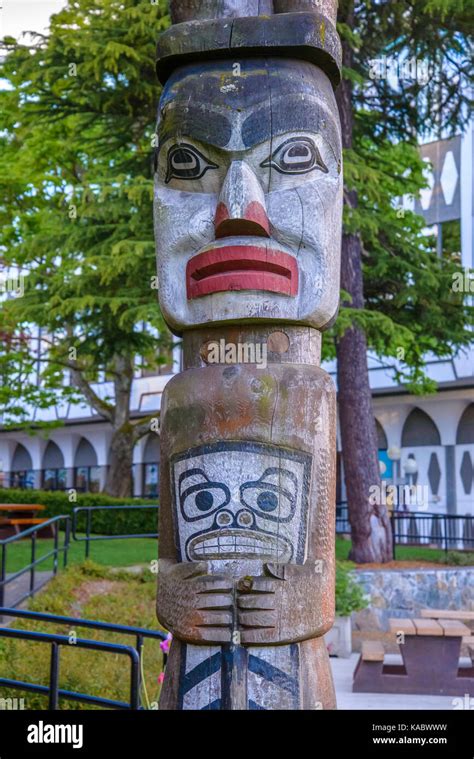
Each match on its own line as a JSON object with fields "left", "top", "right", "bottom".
{"left": 0, "top": 505, "right": 160, "bottom": 609}
{"left": 0, "top": 515, "right": 71, "bottom": 609}
{"left": 72, "top": 504, "right": 159, "bottom": 559}
{"left": 0, "top": 608, "right": 168, "bottom": 710}
{"left": 336, "top": 502, "right": 474, "bottom": 555}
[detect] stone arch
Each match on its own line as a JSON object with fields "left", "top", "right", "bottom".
{"left": 11, "top": 443, "right": 33, "bottom": 471}
{"left": 456, "top": 404, "right": 474, "bottom": 444}
{"left": 375, "top": 419, "right": 388, "bottom": 449}
{"left": 402, "top": 408, "right": 441, "bottom": 447}
{"left": 43, "top": 441, "right": 65, "bottom": 469}
{"left": 74, "top": 438, "right": 98, "bottom": 467}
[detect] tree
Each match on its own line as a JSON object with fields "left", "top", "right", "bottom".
{"left": 0, "top": 0, "right": 171, "bottom": 496}
{"left": 329, "top": 0, "right": 473, "bottom": 562}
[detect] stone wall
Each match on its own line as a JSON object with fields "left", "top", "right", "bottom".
{"left": 350, "top": 567, "right": 474, "bottom": 653}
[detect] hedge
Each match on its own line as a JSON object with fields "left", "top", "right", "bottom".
{"left": 0, "top": 489, "right": 158, "bottom": 536}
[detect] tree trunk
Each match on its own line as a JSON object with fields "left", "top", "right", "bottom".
{"left": 335, "top": 0, "right": 393, "bottom": 563}
{"left": 105, "top": 426, "right": 135, "bottom": 498}
{"left": 104, "top": 355, "right": 135, "bottom": 498}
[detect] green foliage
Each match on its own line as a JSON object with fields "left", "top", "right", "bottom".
{"left": 0, "top": 488, "right": 157, "bottom": 534}
{"left": 335, "top": 560, "right": 368, "bottom": 617}
{"left": 443, "top": 551, "right": 474, "bottom": 567}
{"left": 323, "top": 0, "right": 474, "bottom": 391}
{"left": 0, "top": 0, "right": 171, "bottom": 428}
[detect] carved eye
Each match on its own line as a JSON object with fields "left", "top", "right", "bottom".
{"left": 261, "top": 137, "right": 328, "bottom": 175}
{"left": 179, "top": 468, "right": 230, "bottom": 521}
{"left": 240, "top": 467, "right": 297, "bottom": 522}
{"left": 165, "top": 143, "right": 218, "bottom": 183}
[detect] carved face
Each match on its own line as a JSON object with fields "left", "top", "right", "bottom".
{"left": 154, "top": 58, "right": 342, "bottom": 333}
{"left": 171, "top": 441, "right": 312, "bottom": 564}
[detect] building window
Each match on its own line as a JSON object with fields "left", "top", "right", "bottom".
{"left": 75, "top": 466, "right": 100, "bottom": 493}
{"left": 11, "top": 444, "right": 35, "bottom": 490}
{"left": 10, "top": 470, "right": 35, "bottom": 490}
{"left": 43, "top": 468, "right": 67, "bottom": 491}
{"left": 74, "top": 438, "right": 100, "bottom": 493}
{"left": 144, "top": 464, "right": 159, "bottom": 497}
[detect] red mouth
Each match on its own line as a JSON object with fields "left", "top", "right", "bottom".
{"left": 186, "top": 245, "right": 298, "bottom": 300}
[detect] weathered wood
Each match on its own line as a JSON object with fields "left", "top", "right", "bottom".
{"left": 154, "top": 0, "right": 342, "bottom": 711}
{"left": 274, "top": 0, "right": 337, "bottom": 24}
{"left": 438, "top": 619, "right": 471, "bottom": 637}
{"left": 389, "top": 618, "right": 416, "bottom": 636}
{"left": 361, "top": 640, "right": 384, "bottom": 662}
{"left": 170, "top": 0, "right": 274, "bottom": 23}
{"left": 420, "top": 609, "right": 474, "bottom": 621}
{"left": 412, "top": 618, "right": 444, "bottom": 637}
{"left": 156, "top": 12, "right": 342, "bottom": 87}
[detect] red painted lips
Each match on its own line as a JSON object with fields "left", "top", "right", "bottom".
{"left": 186, "top": 245, "right": 298, "bottom": 300}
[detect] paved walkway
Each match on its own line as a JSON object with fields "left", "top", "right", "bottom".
{"left": 1, "top": 571, "right": 53, "bottom": 619}
{"left": 332, "top": 653, "right": 467, "bottom": 709}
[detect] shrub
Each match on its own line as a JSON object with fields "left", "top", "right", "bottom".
{"left": 0, "top": 488, "right": 158, "bottom": 536}
{"left": 335, "top": 561, "right": 368, "bottom": 617}
{"left": 444, "top": 551, "right": 474, "bottom": 567}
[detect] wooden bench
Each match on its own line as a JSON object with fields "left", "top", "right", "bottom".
{"left": 362, "top": 641, "right": 384, "bottom": 661}
{"left": 0, "top": 504, "right": 52, "bottom": 538}
{"left": 353, "top": 616, "right": 474, "bottom": 696}
{"left": 420, "top": 609, "right": 474, "bottom": 621}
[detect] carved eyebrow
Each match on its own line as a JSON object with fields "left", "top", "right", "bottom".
{"left": 243, "top": 99, "right": 341, "bottom": 151}
{"left": 158, "top": 105, "right": 232, "bottom": 149}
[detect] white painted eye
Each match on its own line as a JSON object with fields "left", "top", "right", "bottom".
{"left": 261, "top": 137, "right": 328, "bottom": 175}
{"left": 240, "top": 468, "right": 297, "bottom": 522}
{"left": 181, "top": 485, "right": 229, "bottom": 521}
{"left": 165, "top": 143, "right": 218, "bottom": 183}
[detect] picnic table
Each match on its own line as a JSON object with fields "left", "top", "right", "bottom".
{"left": 353, "top": 615, "right": 474, "bottom": 696}
{"left": 0, "top": 504, "right": 53, "bottom": 539}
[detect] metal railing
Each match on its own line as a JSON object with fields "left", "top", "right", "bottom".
{"left": 72, "top": 504, "right": 159, "bottom": 559}
{"left": 0, "top": 515, "right": 71, "bottom": 609}
{"left": 391, "top": 512, "right": 474, "bottom": 555}
{"left": 336, "top": 503, "right": 474, "bottom": 555}
{"left": 0, "top": 608, "right": 168, "bottom": 710}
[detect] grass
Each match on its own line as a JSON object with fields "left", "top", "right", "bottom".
{"left": 336, "top": 537, "right": 474, "bottom": 565}
{"left": 0, "top": 562, "right": 166, "bottom": 710}
{"left": 3, "top": 533, "right": 157, "bottom": 574}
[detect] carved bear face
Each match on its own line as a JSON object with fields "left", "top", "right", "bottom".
{"left": 171, "top": 441, "right": 312, "bottom": 564}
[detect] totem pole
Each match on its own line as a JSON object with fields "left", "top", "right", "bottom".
{"left": 154, "top": 0, "right": 342, "bottom": 710}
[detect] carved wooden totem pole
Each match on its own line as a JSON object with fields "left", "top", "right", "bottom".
{"left": 154, "top": 0, "right": 342, "bottom": 710}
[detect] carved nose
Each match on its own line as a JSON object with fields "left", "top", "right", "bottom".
{"left": 214, "top": 160, "right": 270, "bottom": 239}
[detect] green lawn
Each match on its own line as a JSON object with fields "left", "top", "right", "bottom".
{"left": 4, "top": 533, "right": 157, "bottom": 574}
{"left": 336, "top": 536, "right": 474, "bottom": 565}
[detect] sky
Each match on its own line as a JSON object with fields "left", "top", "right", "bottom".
{"left": 1, "top": 0, "right": 66, "bottom": 40}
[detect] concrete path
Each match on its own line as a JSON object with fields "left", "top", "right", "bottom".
{"left": 1, "top": 571, "right": 53, "bottom": 619}
{"left": 332, "top": 653, "right": 469, "bottom": 710}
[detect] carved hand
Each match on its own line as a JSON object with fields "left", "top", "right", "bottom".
{"left": 237, "top": 562, "right": 331, "bottom": 646}
{"left": 157, "top": 560, "right": 234, "bottom": 644}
